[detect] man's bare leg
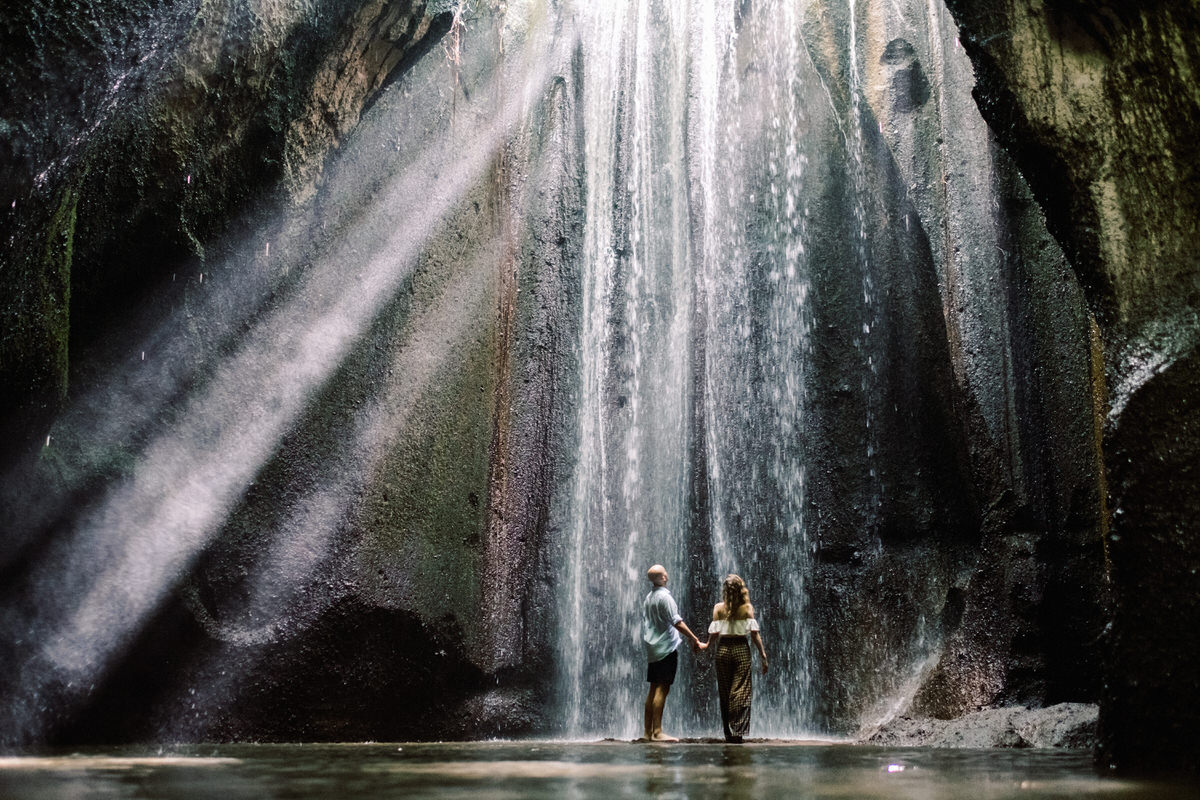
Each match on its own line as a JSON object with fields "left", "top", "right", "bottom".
{"left": 646, "top": 684, "right": 665, "bottom": 739}
{"left": 645, "top": 684, "right": 678, "bottom": 742}
{"left": 643, "top": 685, "right": 658, "bottom": 741}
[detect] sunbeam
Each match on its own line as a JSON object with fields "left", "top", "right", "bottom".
{"left": 172, "top": 245, "right": 503, "bottom": 736}
{"left": 0, "top": 8, "right": 574, "bottom": 743}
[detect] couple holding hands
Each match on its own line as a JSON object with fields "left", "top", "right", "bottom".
{"left": 641, "top": 564, "right": 769, "bottom": 743}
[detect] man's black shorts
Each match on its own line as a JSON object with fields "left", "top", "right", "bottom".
{"left": 646, "top": 648, "right": 679, "bottom": 685}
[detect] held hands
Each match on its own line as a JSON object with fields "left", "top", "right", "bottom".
{"left": 760, "top": 657, "right": 769, "bottom": 675}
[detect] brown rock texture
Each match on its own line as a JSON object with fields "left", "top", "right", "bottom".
{"left": 943, "top": 0, "right": 1200, "bottom": 774}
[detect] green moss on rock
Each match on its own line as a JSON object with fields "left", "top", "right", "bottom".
{"left": 38, "top": 184, "right": 78, "bottom": 404}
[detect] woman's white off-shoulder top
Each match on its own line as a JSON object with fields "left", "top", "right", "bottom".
{"left": 708, "top": 617, "right": 760, "bottom": 636}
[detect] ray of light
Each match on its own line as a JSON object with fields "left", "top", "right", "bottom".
{"left": 1, "top": 10, "right": 573, "bottom": 743}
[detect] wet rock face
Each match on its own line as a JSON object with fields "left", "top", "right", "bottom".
{"left": 880, "top": 39, "right": 931, "bottom": 112}
{"left": 801, "top": 0, "right": 1107, "bottom": 731}
{"left": 0, "top": 0, "right": 579, "bottom": 747}
{"left": 942, "top": 1, "right": 1200, "bottom": 332}
{"left": 943, "top": 0, "right": 1200, "bottom": 774}
{"left": 0, "top": 0, "right": 548, "bottom": 746}
{"left": 866, "top": 702, "right": 1099, "bottom": 750}
{"left": 0, "top": 0, "right": 450, "bottom": 447}
{"left": 0, "top": 0, "right": 1184, "bottom": 760}
{"left": 50, "top": 596, "right": 509, "bottom": 743}
{"left": 1100, "top": 349, "right": 1200, "bottom": 773}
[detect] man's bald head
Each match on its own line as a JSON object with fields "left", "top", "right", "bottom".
{"left": 647, "top": 564, "right": 668, "bottom": 586}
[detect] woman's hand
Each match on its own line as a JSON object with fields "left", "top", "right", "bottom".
{"left": 760, "top": 657, "right": 769, "bottom": 675}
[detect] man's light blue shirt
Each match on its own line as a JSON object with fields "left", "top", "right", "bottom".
{"left": 642, "top": 586, "right": 683, "bottom": 662}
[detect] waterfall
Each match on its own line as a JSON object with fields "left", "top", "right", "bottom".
{"left": 561, "top": 0, "right": 694, "bottom": 739}
{"left": 559, "top": 0, "right": 821, "bottom": 739}
{"left": 697, "top": 0, "right": 818, "bottom": 737}
{"left": 846, "top": 0, "right": 883, "bottom": 532}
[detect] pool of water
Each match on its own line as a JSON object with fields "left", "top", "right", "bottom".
{"left": 0, "top": 741, "right": 1194, "bottom": 799}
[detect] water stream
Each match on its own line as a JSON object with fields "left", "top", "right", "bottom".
{"left": 558, "top": 0, "right": 844, "bottom": 739}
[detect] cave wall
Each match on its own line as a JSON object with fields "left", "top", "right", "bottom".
{"left": 0, "top": 0, "right": 578, "bottom": 744}
{"left": 0, "top": 0, "right": 454, "bottom": 448}
{"left": 941, "top": 0, "right": 1200, "bottom": 773}
{"left": 799, "top": 0, "right": 1107, "bottom": 729}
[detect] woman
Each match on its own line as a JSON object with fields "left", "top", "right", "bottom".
{"left": 706, "top": 574, "right": 768, "bottom": 743}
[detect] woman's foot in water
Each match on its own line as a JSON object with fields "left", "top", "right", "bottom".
{"left": 650, "top": 732, "right": 680, "bottom": 742}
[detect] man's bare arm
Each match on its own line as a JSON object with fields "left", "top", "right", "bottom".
{"left": 674, "top": 620, "right": 705, "bottom": 650}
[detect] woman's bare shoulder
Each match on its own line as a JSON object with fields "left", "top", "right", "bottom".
{"left": 744, "top": 603, "right": 756, "bottom": 618}
{"left": 712, "top": 602, "right": 725, "bottom": 620}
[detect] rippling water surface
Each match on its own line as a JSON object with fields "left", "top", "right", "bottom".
{"left": 0, "top": 742, "right": 1195, "bottom": 799}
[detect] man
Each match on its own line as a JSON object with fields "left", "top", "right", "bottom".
{"left": 641, "top": 563, "right": 705, "bottom": 742}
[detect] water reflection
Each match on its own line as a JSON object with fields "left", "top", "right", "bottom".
{"left": 0, "top": 742, "right": 1193, "bottom": 800}
{"left": 717, "top": 745, "right": 756, "bottom": 799}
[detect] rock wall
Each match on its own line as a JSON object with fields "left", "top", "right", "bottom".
{"left": 1, "top": 0, "right": 453, "bottom": 447}
{"left": 0, "top": 0, "right": 578, "bottom": 744}
{"left": 941, "top": 0, "right": 1200, "bottom": 774}
{"left": 798, "top": 0, "right": 1107, "bottom": 730}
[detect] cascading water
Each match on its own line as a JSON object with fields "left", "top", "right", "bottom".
{"left": 846, "top": 0, "right": 883, "bottom": 533}
{"left": 560, "top": 0, "right": 695, "bottom": 739}
{"left": 696, "top": 0, "right": 819, "bottom": 737}
{"left": 559, "top": 0, "right": 829, "bottom": 739}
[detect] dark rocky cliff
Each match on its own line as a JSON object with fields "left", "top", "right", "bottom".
{"left": 798, "top": 0, "right": 1107, "bottom": 732}
{"left": 1, "top": 0, "right": 452, "bottom": 443}
{"left": 0, "top": 0, "right": 574, "bottom": 743}
{"left": 942, "top": 0, "right": 1200, "bottom": 773}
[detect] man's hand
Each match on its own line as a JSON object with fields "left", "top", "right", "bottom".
{"left": 696, "top": 641, "right": 708, "bottom": 652}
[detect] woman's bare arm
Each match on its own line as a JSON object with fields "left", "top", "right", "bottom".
{"left": 745, "top": 606, "right": 768, "bottom": 673}
{"left": 750, "top": 630, "right": 768, "bottom": 673}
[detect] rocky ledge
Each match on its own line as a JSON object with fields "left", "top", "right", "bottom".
{"left": 864, "top": 703, "right": 1098, "bottom": 749}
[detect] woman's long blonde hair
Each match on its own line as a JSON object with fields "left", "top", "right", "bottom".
{"left": 721, "top": 574, "right": 750, "bottom": 619}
